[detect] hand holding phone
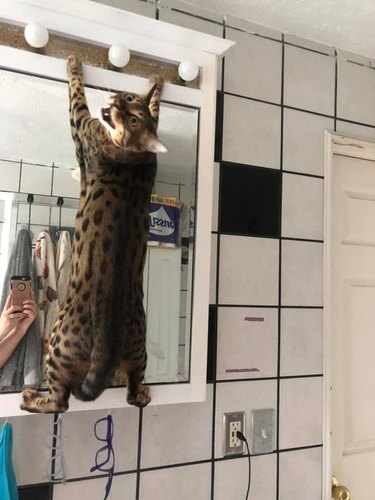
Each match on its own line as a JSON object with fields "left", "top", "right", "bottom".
{"left": 10, "top": 276, "right": 32, "bottom": 308}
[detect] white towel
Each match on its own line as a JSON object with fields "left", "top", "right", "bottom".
{"left": 34, "top": 230, "right": 59, "bottom": 380}
{"left": 55, "top": 231, "right": 72, "bottom": 307}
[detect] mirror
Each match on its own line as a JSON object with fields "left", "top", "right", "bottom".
{"left": 0, "top": 68, "right": 198, "bottom": 392}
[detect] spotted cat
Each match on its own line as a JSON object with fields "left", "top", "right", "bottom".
{"left": 21, "top": 54, "right": 166, "bottom": 413}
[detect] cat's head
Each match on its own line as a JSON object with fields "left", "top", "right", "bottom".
{"left": 98, "top": 80, "right": 167, "bottom": 154}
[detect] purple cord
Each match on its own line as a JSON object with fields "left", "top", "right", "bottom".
{"left": 90, "top": 414, "right": 115, "bottom": 500}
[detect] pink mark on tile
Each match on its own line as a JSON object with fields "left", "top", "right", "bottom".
{"left": 225, "top": 368, "right": 260, "bottom": 373}
{"left": 244, "top": 317, "right": 264, "bottom": 322}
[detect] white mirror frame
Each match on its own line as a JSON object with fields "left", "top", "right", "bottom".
{"left": 0, "top": 0, "right": 234, "bottom": 416}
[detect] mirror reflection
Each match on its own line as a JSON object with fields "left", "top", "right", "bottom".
{"left": 0, "top": 68, "right": 198, "bottom": 392}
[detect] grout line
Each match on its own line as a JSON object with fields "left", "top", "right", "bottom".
{"left": 334, "top": 48, "right": 338, "bottom": 132}
{"left": 135, "top": 408, "right": 144, "bottom": 500}
{"left": 224, "top": 22, "right": 283, "bottom": 43}
{"left": 170, "top": 7, "right": 223, "bottom": 26}
{"left": 276, "top": 33, "right": 285, "bottom": 500}
{"left": 282, "top": 169, "right": 324, "bottom": 180}
{"left": 278, "top": 443, "right": 323, "bottom": 453}
{"left": 283, "top": 40, "right": 332, "bottom": 57}
{"left": 216, "top": 374, "right": 324, "bottom": 383}
{"left": 29, "top": 442, "right": 323, "bottom": 489}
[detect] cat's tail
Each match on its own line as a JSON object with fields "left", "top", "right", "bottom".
{"left": 71, "top": 299, "right": 120, "bottom": 401}
{"left": 71, "top": 347, "right": 115, "bottom": 401}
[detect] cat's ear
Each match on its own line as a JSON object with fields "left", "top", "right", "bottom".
{"left": 140, "top": 130, "right": 168, "bottom": 154}
{"left": 145, "top": 76, "right": 163, "bottom": 124}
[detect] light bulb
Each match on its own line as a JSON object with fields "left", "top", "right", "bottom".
{"left": 178, "top": 60, "right": 199, "bottom": 82}
{"left": 24, "top": 23, "right": 49, "bottom": 48}
{"left": 108, "top": 44, "right": 130, "bottom": 68}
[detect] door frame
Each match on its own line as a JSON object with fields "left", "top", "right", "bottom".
{"left": 323, "top": 130, "right": 375, "bottom": 499}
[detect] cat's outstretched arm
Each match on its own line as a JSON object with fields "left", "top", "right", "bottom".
{"left": 146, "top": 75, "right": 164, "bottom": 127}
{"left": 67, "top": 55, "right": 90, "bottom": 189}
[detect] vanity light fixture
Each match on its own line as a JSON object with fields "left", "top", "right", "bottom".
{"left": 108, "top": 43, "right": 130, "bottom": 68}
{"left": 178, "top": 60, "right": 199, "bottom": 82}
{"left": 24, "top": 22, "right": 49, "bottom": 48}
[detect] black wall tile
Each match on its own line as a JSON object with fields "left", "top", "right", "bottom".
{"left": 219, "top": 162, "right": 281, "bottom": 237}
{"left": 207, "top": 305, "right": 218, "bottom": 383}
{"left": 18, "top": 483, "right": 52, "bottom": 500}
{"left": 214, "top": 91, "right": 224, "bottom": 162}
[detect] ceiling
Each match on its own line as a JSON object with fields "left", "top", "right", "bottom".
{"left": 186, "top": 0, "right": 375, "bottom": 59}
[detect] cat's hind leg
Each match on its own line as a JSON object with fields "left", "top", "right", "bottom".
{"left": 121, "top": 355, "right": 151, "bottom": 408}
{"left": 21, "top": 355, "right": 71, "bottom": 414}
{"left": 20, "top": 384, "right": 70, "bottom": 414}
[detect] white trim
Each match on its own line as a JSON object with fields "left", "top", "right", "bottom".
{"left": 2, "top": 0, "right": 234, "bottom": 65}
{"left": 323, "top": 130, "right": 375, "bottom": 499}
{"left": 0, "top": 0, "right": 228, "bottom": 415}
{"left": 0, "top": 46, "right": 202, "bottom": 108}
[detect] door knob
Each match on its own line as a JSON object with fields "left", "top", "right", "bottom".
{"left": 332, "top": 476, "right": 351, "bottom": 500}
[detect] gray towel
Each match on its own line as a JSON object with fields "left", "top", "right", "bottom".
{"left": 0, "top": 229, "right": 42, "bottom": 390}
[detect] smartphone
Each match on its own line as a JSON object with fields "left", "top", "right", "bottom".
{"left": 10, "top": 275, "right": 32, "bottom": 308}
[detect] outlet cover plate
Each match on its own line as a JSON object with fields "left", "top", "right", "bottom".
{"left": 251, "top": 408, "right": 275, "bottom": 455}
{"left": 223, "top": 411, "right": 245, "bottom": 456}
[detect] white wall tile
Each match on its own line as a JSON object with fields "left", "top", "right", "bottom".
{"left": 0, "top": 160, "right": 20, "bottom": 192}
{"left": 222, "top": 95, "right": 281, "bottom": 169}
{"left": 141, "top": 386, "right": 212, "bottom": 468}
{"left": 154, "top": 181, "right": 180, "bottom": 199}
{"left": 159, "top": 8, "right": 222, "bottom": 36}
{"left": 216, "top": 307, "right": 278, "bottom": 380}
{"left": 279, "top": 377, "right": 323, "bottom": 449}
{"left": 17, "top": 203, "right": 51, "bottom": 226}
{"left": 61, "top": 408, "right": 139, "bottom": 479}
{"left": 280, "top": 308, "right": 323, "bottom": 376}
{"left": 337, "top": 60, "right": 375, "bottom": 126}
{"left": 282, "top": 173, "right": 324, "bottom": 240}
{"left": 283, "top": 108, "right": 333, "bottom": 176}
{"left": 281, "top": 240, "right": 323, "bottom": 306}
{"left": 159, "top": 8, "right": 223, "bottom": 90}
{"left": 139, "top": 463, "right": 211, "bottom": 500}
{"left": 52, "top": 166, "right": 80, "bottom": 198}
{"left": 10, "top": 414, "right": 54, "bottom": 485}
{"left": 94, "top": 0, "right": 155, "bottom": 17}
{"left": 215, "top": 380, "right": 277, "bottom": 458}
{"left": 224, "top": 28, "right": 282, "bottom": 103}
{"left": 210, "top": 233, "right": 217, "bottom": 304}
{"left": 20, "top": 164, "right": 53, "bottom": 195}
{"left": 50, "top": 206, "right": 77, "bottom": 228}
{"left": 219, "top": 235, "right": 279, "bottom": 305}
{"left": 284, "top": 46, "right": 335, "bottom": 115}
{"left": 225, "top": 16, "right": 282, "bottom": 40}
{"left": 215, "top": 454, "right": 276, "bottom": 500}
{"left": 279, "top": 447, "right": 322, "bottom": 500}
{"left": 336, "top": 120, "right": 375, "bottom": 141}
{"left": 284, "top": 35, "right": 335, "bottom": 55}
{"left": 53, "top": 473, "right": 137, "bottom": 500}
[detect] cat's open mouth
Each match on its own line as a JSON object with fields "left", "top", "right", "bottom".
{"left": 100, "top": 106, "right": 115, "bottom": 129}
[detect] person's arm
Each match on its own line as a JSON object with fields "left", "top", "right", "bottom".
{"left": 0, "top": 297, "right": 36, "bottom": 368}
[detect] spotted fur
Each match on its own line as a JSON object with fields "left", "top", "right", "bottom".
{"left": 21, "top": 55, "right": 166, "bottom": 413}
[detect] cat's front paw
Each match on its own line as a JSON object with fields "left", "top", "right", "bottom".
{"left": 149, "top": 74, "right": 164, "bottom": 89}
{"left": 67, "top": 54, "right": 83, "bottom": 75}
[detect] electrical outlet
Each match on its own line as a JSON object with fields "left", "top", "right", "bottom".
{"left": 223, "top": 411, "right": 245, "bottom": 456}
{"left": 251, "top": 409, "right": 275, "bottom": 455}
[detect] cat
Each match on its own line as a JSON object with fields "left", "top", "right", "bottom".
{"left": 21, "top": 54, "right": 167, "bottom": 413}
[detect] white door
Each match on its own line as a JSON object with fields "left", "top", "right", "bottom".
{"left": 326, "top": 134, "right": 375, "bottom": 499}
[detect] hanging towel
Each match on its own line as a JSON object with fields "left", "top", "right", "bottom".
{"left": 55, "top": 231, "right": 72, "bottom": 307}
{"left": 0, "top": 423, "right": 18, "bottom": 500}
{"left": 0, "top": 229, "right": 41, "bottom": 391}
{"left": 34, "top": 231, "right": 59, "bottom": 381}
